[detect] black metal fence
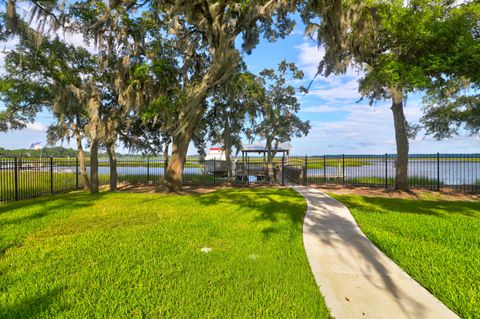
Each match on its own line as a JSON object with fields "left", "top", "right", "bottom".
{"left": 0, "top": 157, "right": 81, "bottom": 203}
{"left": 284, "top": 154, "right": 480, "bottom": 193}
{"left": 1, "top": 153, "right": 479, "bottom": 203}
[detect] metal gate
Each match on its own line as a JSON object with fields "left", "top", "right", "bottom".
{"left": 235, "top": 155, "right": 307, "bottom": 185}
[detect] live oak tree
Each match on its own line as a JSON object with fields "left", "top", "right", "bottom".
{"left": 0, "top": 15, "right": 133, "bottom": 193}
{"left": 67, "top": 2, "right": 138, "bottom": 193}
{"left": 3, "top": 0, "right": 301, "bottom": 192}
{"left": 1, "top": 0, "right": 178, "bottom": 192}
{"left": 145, "top": 1, "right": 297, "bottom": 192}
{"left": 301, "top": 0, "right": 461, "bottom": 191}
{"left": 44, "top": 0, "right": 175, "bottom": 192}
{"left": 251, "top": 61, "right": 310, "bottom": 170}
{"left": 64, "top": 0, "right": 298, "bottom": 191}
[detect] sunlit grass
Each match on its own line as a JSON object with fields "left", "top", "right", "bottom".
{"left": 0, "top": 188, "right": 329, "bottom": 318}
{"left": 331, "top": 194, "right": 480, "bottom": 319}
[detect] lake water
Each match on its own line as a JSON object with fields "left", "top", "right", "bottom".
{"left": 308, "top": 160, "right": 480, "bottom": 185}
{"left": 79, "top": 160, "right": 480, "bottom": 185}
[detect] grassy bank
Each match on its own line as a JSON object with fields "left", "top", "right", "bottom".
{"left": 331, "top": 194, "right": 480, "bottom": 318}
{"left": 305, "top": 175, "right": 443, "bottom": 187}
{"left": 0, "top": 188, "right": 329, "bottom": 318}
{"left": 347, "top": 176, "right": 443, "bottom": 187}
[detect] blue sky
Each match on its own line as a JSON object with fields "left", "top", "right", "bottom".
{"left": 1, "top": 19, "right": 478, "bottom": 155}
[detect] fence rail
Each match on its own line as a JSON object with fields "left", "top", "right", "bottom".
{"left": 1, "top": 153, "right": 479, "bottom": 203}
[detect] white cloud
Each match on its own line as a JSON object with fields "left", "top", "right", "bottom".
{"left": 295, "top": 41, "right": 324, "bottom": 79}
{"left": 295, "top": 40, "right": 365, "bottom": 108}
{"left": 308, "top": 79, "right": 361, "bottom": 102}
{"left": 295, "top": 40, "right": 362, "bottom": 83}
{"left": 26, "top": 122, "right": 48, "bottom": 132}
{"left": 301, "top": 101, "right": 369, "bottom": 113}
{"left": 301, "top": 105, "right": 344, "bottom": 113}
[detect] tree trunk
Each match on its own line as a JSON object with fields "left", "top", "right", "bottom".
{"left": 390, "top": 89, "right": 409, "bottom": 191}
{"left": 224, "top": 130, "right": 233, "bottom": 184}
{"left": 265, "top": 137, "right": 274, "bottom": 182}
{"left": 164, "top": 86, "right": 209, "bottom": 192}
{"left": 73, "top": 125, "right": 90, "bottom": 191}
{"left": 266, "top": 137, "right": 276, "bottom": 166}
{"left": 164, "top": 48, "right": 240, "bottom": 191}
{"left": 163, "top": 142, "right": 170, "bottom": 185}
{"left": 165, "top": 132, "right": 191, "bottom": 192}
{"left": 106, "top": 141, "right": 117, "bottom": 191}
{"left": 90, "top": 139, "right": 99, "bottom": 194}
{"left": 86, "top": 88, "right": 102, "bottom": 194}
{"left": 271, "top": 140, "right": 280, "bottom": 182}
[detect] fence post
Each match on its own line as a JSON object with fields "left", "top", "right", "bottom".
{"left": 385, "top": 153, "right": 388, "bottom": 189}
{"left": 263, "top": 159, "right": 273, "bottom": 183}
{"left": 14, "top": 156, "right": 18, "bottom": 201}
{"left": 247, "top": 156, "right": 249, "bottom": 186}
{"left": 213, "top": 158, "right": 216, "bottom": 184}
{"left": 50, "top": 157, "right": 54, "bottom": 195}
{"left": 147, "top": 156, "right": 150, "bottom": 182}
{"left": 323, "top": 155, "right": 326, "bottom": 183}
{"left": 303, "top": 155, "right": 308, "bottom": 185}
{"left": 76, "top": 157, "right": 79, "bottom": 190}
{"left": 342, "top": 154, "right": 345, "bottom": 185}
{"left": 281, "top": 156, "right": 285, "bottom": 186}
{"left": 437, "top": 152, "right": 440, "bottom": 191}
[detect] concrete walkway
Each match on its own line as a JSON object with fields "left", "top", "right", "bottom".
{"left": 293, "top": 186, "right": 459, "bottom": 319}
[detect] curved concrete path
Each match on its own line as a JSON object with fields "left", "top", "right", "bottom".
{"left": 293, "top": 186, "right": 459, "bottom": 319}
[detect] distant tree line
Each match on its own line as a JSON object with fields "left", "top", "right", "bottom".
{"left": 0, "top": 146, "right": 133, "bottom": 158}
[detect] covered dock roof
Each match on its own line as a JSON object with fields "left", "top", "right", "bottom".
{"left": 241, "top": 142, "right": 291, "bottom": 155}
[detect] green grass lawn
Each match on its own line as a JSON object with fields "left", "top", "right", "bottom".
{"left": 330, "top": 194, "right": 480, "bottom": 319}
{"left": 0, "top": 188, "right": 329, "bottom": 318}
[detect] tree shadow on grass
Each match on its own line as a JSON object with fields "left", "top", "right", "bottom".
{"left": 194, "top": 188, "right": 306, "bottom": 225}
{"left": 336, "top": 195, "right": 480, "bottom": 218}
{"left": 0, "top": 287, "right": 66, "bottom": 319}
